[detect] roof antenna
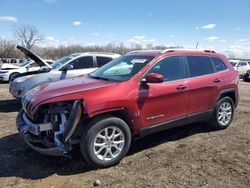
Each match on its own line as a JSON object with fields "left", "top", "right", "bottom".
{"left": 196, "top": 41, "right": 199, "bottom": 49}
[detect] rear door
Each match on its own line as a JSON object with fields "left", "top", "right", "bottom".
{"left": 96, "top": 56, "right": 113, "bottom": 67}
{"left": 138, "top": 55, "right": 189, "bottom": 128}
{"left": 185, "top": 55, "right": 222, "bottom": 115}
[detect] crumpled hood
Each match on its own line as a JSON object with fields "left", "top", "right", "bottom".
{"left": 26, "top": 75, "right": 117, "bottom": 106}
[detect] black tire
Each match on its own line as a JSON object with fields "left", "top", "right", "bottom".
{"left": 80, "top": 116, "right": 131, "bottom": 168}
{"left": 9, "top": 72, "right": 20, "bottom": 82}
{"left": 243, "top": 74, "right": 250, "bottom": 82}
{"left": 209, "top": 97, "right": 234, "bottom": 130}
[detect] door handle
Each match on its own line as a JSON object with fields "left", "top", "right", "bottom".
{"left": 176, "top": 85, "right": 187, "bottom": 90}
{"left": 213, "top": 78, "right": 221, "bottom": 83}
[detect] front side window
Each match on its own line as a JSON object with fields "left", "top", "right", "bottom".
{"left": 51, "top": 56, "right": 74, "bottom": 69}
{"left": 211, "top": 57, "right": 228, "bottom": 72}
{"left": 69, "top": 56, "right": 93, "bottom": 69}
{"left": 90, "top": 55, "right": 154, "bottom": 82}
{"left": 187, "top": 56, "right": 214, "bottom": 77}
{"left": 147, "top": 56, "right": 186, "bottom": 82}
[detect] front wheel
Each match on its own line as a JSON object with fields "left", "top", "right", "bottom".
{"left": 243, "top": 74, "right": 250, "bottom": 82}
{"left": 9, "top": 72, "right": 20, "bottom": 82}
{"left": 80, "top": 116, "right": 131, "bottom": 168}
{"left": 209, "top": 97, "right": 234, "bottom": 130}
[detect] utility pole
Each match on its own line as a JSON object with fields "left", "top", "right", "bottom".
{"left": 196, "top": 41, "right": 199, "bottom": 49}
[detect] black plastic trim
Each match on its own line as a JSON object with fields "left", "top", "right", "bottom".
{"left": 139, "top": 111, "right": 212, "bottom": 138}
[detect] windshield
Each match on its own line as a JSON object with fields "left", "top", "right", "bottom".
{"left": 19, "top": 60, "right": 33, "bottom": 67}
{"left": 50, "top": 56, "right": 74, "bottom": 69}
{"left": 90, "top": 55, "right": 154, "bottom": 82}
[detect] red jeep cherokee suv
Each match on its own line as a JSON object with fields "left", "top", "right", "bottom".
{"left": 16, "top": 49, "right": 239, "bottom": 167}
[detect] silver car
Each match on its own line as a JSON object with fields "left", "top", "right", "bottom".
{"left": 9, "top": 52, "right": 120, "bottom": 98}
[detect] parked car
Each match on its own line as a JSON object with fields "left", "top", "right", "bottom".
{"left": 0, "top": 46, "right": 52, "bottom": 82}
{"left": 43, "top": 59, "right": 55, "bottom": 65}
{"left": 229, "top": 60, "right": 250, "bottom": 78}
{"left": 16, "top": 49, "right": 238, "bottom": 168}
{"left": 9, "top": 52, "right": 120, "bottom": 98}
{"left": 243, "top": 69, "right": 250, "bottom": 82}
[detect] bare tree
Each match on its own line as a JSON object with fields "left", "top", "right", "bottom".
{"left": 14, "top": 24, "right": 43, "bottom": 49}
{"left": 0, "top": 39, "right": 16, "bottom": 58}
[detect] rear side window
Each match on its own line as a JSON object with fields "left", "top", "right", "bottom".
{"left": 187, "top": 56, "right": 214, "bottom": 77}
{"left": 97, "top": 56, "right": 113, "bottom": 67}
{"left": 148, "top": 56, "right": 186, "bottom": 82}
{"left": 69, "top": 56, "right": 93, "bottom": 69}
{"left": 211, "top": 57, "right": 228, "bottom": 72}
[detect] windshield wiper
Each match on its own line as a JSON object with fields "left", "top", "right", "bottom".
{"left": 89, "top": 75, "right": 110, "bottom": 81}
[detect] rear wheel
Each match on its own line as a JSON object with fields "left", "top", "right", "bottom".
{"left": 80, "top": 116, "right": 131, "bottom": 168}
{"left": 209, "top": 97, "right": 234, "bottom": 129}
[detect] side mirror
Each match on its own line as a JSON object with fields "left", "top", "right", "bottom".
{"left": 61, "top": 64, "right": 73, "bottom": 71}
{"left": 141, "top": 73, "right": 164, "bottom": 84}
{"left": 41, "top": 67, "right": 51, "bottom": 72}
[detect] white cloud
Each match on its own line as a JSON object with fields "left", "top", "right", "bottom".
{"left": 45, "top": 0, "right": 57, "bottom": 4}
{"left": 238, "top": 38, "right": 248, "bottom": 42}
{"left": 86, "top": 43, "right": 96, "bottom": 46}
{"left": 206, "top": 36, "right": 219, "bottom": 42}
{"left": 46, "top": 36, "right": 55, "bottom": 41}
{"left": 72, "top": 21, "right": 82, "bottom": 26}
{"left": 92, "top": 32, "right": 100, "bottom": 37}
{"left": 0, "top": 16, "right": 17, "bottom": 22}
{"left": 220, "top": 38, "right": 250, "bottom": 59}
{"left": 202, "top": 24, "right": 216, "bottom": 29}
{"left": 143, "top": 38, "right": 157, "bottom": 43}
{"left": 108, "top": 33, "right": 115, "bottom": 37}
{"left": 134, "top": 35, "right": 146, "bottom": 40}
{"left": 39, "top": 36, "right": 60, "bottom": 47}
{"left": 234, "top": 27, "right": 241, "bottom": 31}
{"left": 220, "top": 39, "right": 227, "bottom": 43}
{"left": 128, "top": 35, "right": 157, "bottom": 47}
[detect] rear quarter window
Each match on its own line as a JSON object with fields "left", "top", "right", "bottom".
{"left": 211, "top": 57, "right": 228, "bottom": 72}
{"left": 186, "top": 56, "right": 214, "bottom": 77}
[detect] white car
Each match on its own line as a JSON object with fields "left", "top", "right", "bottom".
{"left": 9, "top": 51, "right": 120, "bottom": 98}
{"left": 229, "top": 60, "right": 250, "bottom": 77}
{"left": 0, "top": 46, "right": 52, "bottom": 82}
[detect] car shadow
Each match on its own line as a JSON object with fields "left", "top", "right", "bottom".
{"left": 0, "top": 99, "right": 21, "bottom": 112}
{"left": 0, "top": 122, "right": 215, "bottom": 180}
{"left": 129, "top": 122, "right": 214, "bottom": 155}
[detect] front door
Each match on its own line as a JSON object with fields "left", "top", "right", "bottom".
{"left": 64, "top": 56, "right": 96, "bottom": 78}
{"left": 137, "top": 55, "right": 189, "bottom": 128}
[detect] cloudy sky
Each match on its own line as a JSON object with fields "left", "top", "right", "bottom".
{"left": 0, "top": 0, "right": 250, "bottom": 58}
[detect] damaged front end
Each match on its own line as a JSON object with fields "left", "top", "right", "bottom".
{"left": 16, "top": 100, "right": 83, "bottom": 156}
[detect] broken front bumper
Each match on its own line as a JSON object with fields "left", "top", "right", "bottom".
{"left": 16, "top": 110, "right": 68, "bottom": 156}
